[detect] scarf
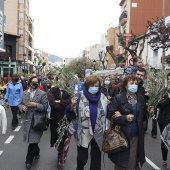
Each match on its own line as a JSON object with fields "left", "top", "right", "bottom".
{"left": 83, "top": 88, "right": 101, "bottom": 130}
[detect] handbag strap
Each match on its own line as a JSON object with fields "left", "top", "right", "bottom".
{"left": 108, "top": 115, "right": 115, "bottom": 132}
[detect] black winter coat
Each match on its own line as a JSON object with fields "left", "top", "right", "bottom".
{"left": 101, "top": 86, "right": 116, "bottom": 100}
{"left": 107, "top": 92, "right": 146, "bottom": 168}
{"left": 48, "top": 88, "right": 71, "bottom": 147}
{"left": 157, "top": 91, "right": 170, "bottom": 125}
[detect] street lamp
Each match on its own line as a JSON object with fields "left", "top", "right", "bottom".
{"left": 23, "top": 53, "right": 26, "bottom": 77}
{"left": 93, "top": 60, "right": 96, "bottom": 71}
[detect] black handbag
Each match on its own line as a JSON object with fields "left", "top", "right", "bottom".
{"left": 32, "top": 113, "right": 48, "bottom": 132}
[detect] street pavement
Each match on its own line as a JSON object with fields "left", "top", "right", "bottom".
{"left": 0, "top": 109, "right": 170, "bottom": 170}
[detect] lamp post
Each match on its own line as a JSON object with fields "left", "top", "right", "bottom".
{"left": 23, "top": 53, "right": 26, "bottom": 77}
{"left": 8, "top": 57, "right": 11, "bottom": 77}
{"left": 162, "top": 0, "right": 166, "bottom": 66}
{"left": 93, "top": 60, "right": 96, "bottom": 71}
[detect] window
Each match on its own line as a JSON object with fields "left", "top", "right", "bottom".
{"left": 19, "top": 12, "right": 24, "bottom": 20}
{"left": 19, "top": 46, "right": 23, "bottom": 54}
{"left": 132, "top": 3, "right": 137, "bottom": 7}
{"left": 19, "top": 29, "right": 23, "bottom": 37}
{"left": 19, "top": 0, "right": 24, "bottom": 3}
{"left": 6, "top": 45, "right": 12, "bottom": 57}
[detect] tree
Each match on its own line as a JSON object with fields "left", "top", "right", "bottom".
{"left": 144, "top": 65, "right": 166, "bottom": 117}
{"left": 147, "top": 17, "right": 170, "bottom": 51}
{"left": 117, "top": 33, "right": 146, "bottom": 58}
{"left": 65, "top": 57, "right": 101, "bottom": 77}
{"left": 98, "top": 50, "right": 108, "bottom": 70}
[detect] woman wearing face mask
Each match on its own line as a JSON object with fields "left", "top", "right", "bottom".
{"left": 4, "top": 74, "right": 23, "bottom": 130}
{"left": 101, "top": 76, "right": 116, "bottom": 101}
{"left": 65, "top": 75, "right": 108, "bottom": 170}
{"left": 18, "top": 76, "right": 48, "bottom": 169}
{"left": 108, "top": 75, "right": 147, "bottom": 170}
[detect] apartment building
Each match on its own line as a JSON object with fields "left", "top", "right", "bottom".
{"left": 119, "top": 0, "right": 170, "bottom": 35}
{"left": 4, "top": 0, "right": 34, "bottom": 76}
{"left": 106, "top": 27, "right": 120, "bottom": 69}
{"left": 0, "top": 0, "right": 5, "bottom": 52}
{"left": 119, "top": 0, "right": 170, "bottom": 66}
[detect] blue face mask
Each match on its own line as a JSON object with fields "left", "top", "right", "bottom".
{"left": 88, "top": 87, "right": 99, "bottom": 94}
{"left": 104, "top": 80, "right": 110, "bottom": 85}
{"left": 128, "top": 85, "right": 138, "bottom": 93}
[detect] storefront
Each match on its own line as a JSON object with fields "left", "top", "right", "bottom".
{"left": 0, "top": 61, "right": 17, "bottom": 77}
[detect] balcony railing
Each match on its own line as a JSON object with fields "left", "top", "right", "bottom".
{"left": 119, "top": 11, "right": 127, "bottom": 26}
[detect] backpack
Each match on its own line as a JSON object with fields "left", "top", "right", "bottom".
{"left": 123, "top": 65, "right": 137, "bottom": 75}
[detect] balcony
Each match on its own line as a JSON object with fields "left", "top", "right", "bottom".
{"left": 119, "top": 0, "right": 126, "bottom": 6}
{"left": 119, "top": 11, "right": 127, "bottom": 26}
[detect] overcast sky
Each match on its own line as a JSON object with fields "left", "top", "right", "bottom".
{"left": 29, "top": 0, "right": 121, "bottom": 58}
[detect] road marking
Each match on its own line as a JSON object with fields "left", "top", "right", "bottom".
{"left": 146, "top": 156, "right": 161, "bottom": 170}
{"left": 0, "top": 151, "right": 3, "bottom": 155}
{"left": 14, "top": 126, "right": 21, "bottom": 132}
{"left": 5, "top": 135, "right": 15, "bottom": 144}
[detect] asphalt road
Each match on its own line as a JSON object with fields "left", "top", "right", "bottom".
{"left": 0, "top": 109, "right": 170, "bottom": 170}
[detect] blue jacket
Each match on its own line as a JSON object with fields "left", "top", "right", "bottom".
{"left": 4, "top": 82, "right": 23, "bottom": 106}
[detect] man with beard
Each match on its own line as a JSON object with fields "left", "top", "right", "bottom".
{"left": 135, "top": 68, "right": 149, "bottom": 123}
{"left": 135, "top": 68, "right": 149, "bottom": 170}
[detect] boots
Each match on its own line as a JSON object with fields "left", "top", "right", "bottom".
{"left": 57, "top": 151, "right": 62, "bottom": 169}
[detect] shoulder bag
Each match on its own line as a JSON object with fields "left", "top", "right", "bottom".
{"left": 102, "top": 115, "right": 128, "bottom": 154}
{"left": 32, "top": 113, "right": 48, "bottom": 132}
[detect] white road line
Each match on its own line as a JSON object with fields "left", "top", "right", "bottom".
{"left": 4, "top": 135, "right": 15, "bottom": 144}
{"left": 14, "top": 126, "right": 21, "bottom": 132}
{"left": 0, "top": 151, "right": 3, "bottom": 155}
{"left": 146, "top": 156, "right": 161, "bottom": 170}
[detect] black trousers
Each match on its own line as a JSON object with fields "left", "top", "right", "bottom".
{"left": 26, "top": 143, "right": 40, "bottom": 164}
{"left": 10, "top": 106, "right": 19, "bottom": 126}
{"left": 76, "top": 138, "right": 101, "bottom": 170}
{"left": 151, "top": 117, "right": 157, "bottom": 136}
{"left": 158, "top": 123, "right": 168, "bottom": 161}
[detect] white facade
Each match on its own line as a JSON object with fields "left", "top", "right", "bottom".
{"left": 64, "top": 57, "right": 75, "bottom": 66}
{"left": 84, "top": 47, "right": 90, "bottom": 58}
{"left": 147, "top": 16, "right": 170, "bottom": 68}
{"left": 100, "top": 33, "right": 107, "bottom": 52}
{"left": 89, "top": 44, "right": 101, "bottom": 61}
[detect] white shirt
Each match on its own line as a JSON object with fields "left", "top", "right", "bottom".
{"left": 0, "top": 105, "right": 7, "bottom": 134}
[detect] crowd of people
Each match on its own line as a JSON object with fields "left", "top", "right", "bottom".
{"left": 0, "top": 57, "right": 169, "bottom": 170}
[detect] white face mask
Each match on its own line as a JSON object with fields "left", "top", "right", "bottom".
{"left": 128, "top": 85, "right": 138, "bottom": 93}
{"left": 104, "top": 80, "right": 110, "bottom": 85}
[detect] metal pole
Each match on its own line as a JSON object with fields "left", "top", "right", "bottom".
{"left": 162, "top": 0, "right": 166, "bottom": 67}
{"left": 24, "top": 58, "right": 25, "bottom": 77}
{"left": 9, "top": 65, "right": 10, "bottom": 77}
